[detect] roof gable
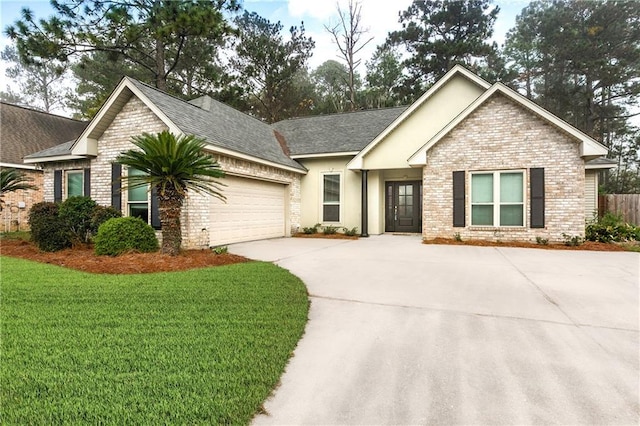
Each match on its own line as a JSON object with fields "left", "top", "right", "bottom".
{"left": 347, "top": 65, "right": 491, "bottom": 170}
{"left": 407, "top": 83, "right": 608, "bottom": 165}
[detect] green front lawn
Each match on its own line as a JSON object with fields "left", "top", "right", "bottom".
{"left": 0, "top": 257, "right": 309, "bottom": 424}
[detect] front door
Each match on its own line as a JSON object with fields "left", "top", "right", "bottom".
{"left": 385, "top": 181, "right": 422, "bottom": 233}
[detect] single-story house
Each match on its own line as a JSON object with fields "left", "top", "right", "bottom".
{"left": 25, "top": 65, "right": 614, "bottom": 247}
{"left": 1, "top": 102, "right": 87, "bottom": 231}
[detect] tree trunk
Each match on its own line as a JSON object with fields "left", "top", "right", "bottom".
{"left": 158, "top": 187, "right": 184, "bottom": 256}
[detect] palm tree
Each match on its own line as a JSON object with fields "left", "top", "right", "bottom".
{"left": 116, "top": 131, "right": 225, "bottom": 255}
{"left": 0, "top": 168, "right": 37, "bottom": 211}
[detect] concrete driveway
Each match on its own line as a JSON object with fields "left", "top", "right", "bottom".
{"left": 229, "top": 235, "right": 639, "bottom": 425}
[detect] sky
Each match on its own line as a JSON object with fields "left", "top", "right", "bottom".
{"left": 0, "top": 0, "right": 531, "bottom": 114}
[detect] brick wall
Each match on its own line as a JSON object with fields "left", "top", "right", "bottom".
{"left": 1, "top": 169, "right": 42, "bottom": 231}
{"left": 42, "top": 95, "right": 301, "bottom": 248}
{"left": 423, "top": 94, "right": 585, "bottom": 243}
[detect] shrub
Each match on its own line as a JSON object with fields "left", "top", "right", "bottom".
{"left": 302, "top": 223, "right": 321, "bottom": 234}
{"left": 28, "top": 202, "right": 72, "bottom": 252}
{"left": 90, "top": 205, "right": 122, "bottom": 235}
{"left": 94, "top": 217, "right": 159, "bottom": 256}
{"left": 322, "top": 225, "right": 339, "bottom": 235}
{"left": 562, "top": 233, "right": 583, "bottom": 247}
{"left": 585, "top": 212, "right": 640, "bottom": 243}
{"left": 535, "top": 236, "right": 549, "bottom": 245}
{"left": 59, "top": 196, "right": 97, "bottom": 243}
{"left": 343, "top": 226, "right": 358, "bottom": 236}
{"left": 212, "top": 246, "right": 228, "bottom": 255}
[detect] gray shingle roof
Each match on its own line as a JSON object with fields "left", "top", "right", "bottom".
{"left": 586, "top": 157, "right": 617, "bottom": 166}
{"left": 1, "top": 102, "right": 87, "bottom": 165}
{"left": 273, "top": 107, "right": 407, "bottom": 156}
{"left": 24, "top": 140, "right": 76, "bottom": 159}
{"left": 128, "top": 79, "right": 304, "bottom": 170}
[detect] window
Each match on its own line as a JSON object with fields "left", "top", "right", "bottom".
{"left": 127, "top": 168, "right": 149, "bottom": 223}
{"left": 66, "top": 170, "right": 84, "bottom": 197}
{"left": 471, "top": 171, "right": 524, "bottom": 227}
{"left": 322, "top": 173, "right": 341, "bottom": 222}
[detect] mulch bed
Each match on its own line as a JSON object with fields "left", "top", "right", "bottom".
{"left": 423, "top": 237, "right": 629, "bottom": 252}
{"left": 0, "top": 239, "right": 249, "bottom": 274}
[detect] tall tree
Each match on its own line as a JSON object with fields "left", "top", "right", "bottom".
{"left": 363, "top": 45, "right": 405, "bottom": 108}
{"left": 5, "top": 0, "right": 239, "bottom": 93}
{"left": 503, "top": 0, "right": 640, "bottom": 192}
{"left": 0, "top": 45, "right": 71, "bottom": 113}
{"left": 116, "top": 131, "right": 225, "bottom": 256}
{"left": 231, "top": 11, "right": 315, "bottom": 123}
{"left": 312, "top": 60, "right": 353, "bottom": 113}
{"left": 325, "top": 0, "right": 373, "bottom": 110}
{"left": 386, "top": 0, "right": 499, "bottom": 99}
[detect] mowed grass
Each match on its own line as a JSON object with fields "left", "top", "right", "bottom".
{"left": 0, "top": 257, "right": 309, "bottom": 424}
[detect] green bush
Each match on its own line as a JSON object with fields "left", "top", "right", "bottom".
{"left": 343, "top": 226, "right": 359, "bottom": 236}
{"left": 322, "top": 225, "right": 339, "bottom": 235}
{"left": 585, "top": 213, "right": 640, "bottom": 243}
{"left": 59, "top": 196, "right": 97, "bottom": 243}
{"left": 302, "top": 223, "right": 320, "bottom": 234}
{"left": 28, "top": 202, "right": 72, "bottom": 252}
{"left": 94, "top": 217, "right": 159, "bottom": 256}
{"left": 90, "top": 205, "right": 122, "bottom": 235}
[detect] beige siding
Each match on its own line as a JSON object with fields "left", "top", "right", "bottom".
{"left": 424, "top": 94, "right": 586, "bottom": 243}
{"left": 363, "top": 75, "right": 484, "bottom": 170}
{"left": 298, "top": 157, "right": 361, "bottom": 231}
{"left": 585, "top": 170, "right": 598, "bottom": 221}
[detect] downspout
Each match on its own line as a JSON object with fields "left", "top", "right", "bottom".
{"left": 361, "top": 169, "right": 369, "bottom": 237}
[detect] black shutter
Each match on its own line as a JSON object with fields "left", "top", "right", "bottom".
{"left": 83, "top": 168, "right": 91, "bottom": 197}
{"left": 150, "top": 186, "right": 161, "bottom": 230}
{"left": 111, "top": 164, "right": 122, "bottom": 211}
{"left": 54, "top": 170, "right": 62, "bottom": 203}
{"left": 530, "top": 168, "right": 545, "bottom": 228}
{"left": 453, "top": 171, "right": 465, "bottom": 227}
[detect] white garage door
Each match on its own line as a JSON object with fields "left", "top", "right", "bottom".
{"left": 210, "top": 176, "right": 286, "bottom": 245}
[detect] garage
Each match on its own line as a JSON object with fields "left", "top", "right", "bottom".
{"left": 209, "top": 176, "right": 287, "bottom": 245}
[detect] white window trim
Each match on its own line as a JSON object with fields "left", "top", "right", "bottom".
{"left": 470, "top": 169, "right": 526, "bottom": 228}
{"left": 65, "top": 170, "right": 84, "bottom": 199}
{"left": 319, "top": 171, "right": 343, "bottom": 224}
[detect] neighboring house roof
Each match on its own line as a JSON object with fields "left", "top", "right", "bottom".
{"left": 1, "top": 102, "right": 87, "bottom": 169}
{"left": 408, "top": 82, "right": 608, "bottom": 166}
{"left": 273, "top": 107, "right": 407, "bottom": 157}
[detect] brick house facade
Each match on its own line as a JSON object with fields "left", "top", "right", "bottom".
{"left": 424, "top": 94, "right": 586, "bottom": 242}
{"left": 26, "top": 66, "right": 610, "bottom": 247}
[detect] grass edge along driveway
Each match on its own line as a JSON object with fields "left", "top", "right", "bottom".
{"left": 0, "top": 257, "right": 309, "bottom": 425}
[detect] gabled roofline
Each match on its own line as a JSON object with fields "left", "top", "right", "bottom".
{"left": 71, "top": 77, "right": 183, "bottom": 157}
{"left": 347, "top": 65, "right": 491, "bottom": 170}
{"left": 291, "top": 151, "right": 359, "bottom": 159}
{"left": 407, "top": 82, "right": 609, "bottom": 166}
{"left": 205, "top": 144, "right": 307, "bottom": 175}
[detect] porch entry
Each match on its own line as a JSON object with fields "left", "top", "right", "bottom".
{"left": 385, "top": 181, "right": 422, "bottom": 233}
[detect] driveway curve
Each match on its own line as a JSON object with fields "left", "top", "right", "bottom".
{"left": 229, "top": 235, "right": 639, "bottom": 425}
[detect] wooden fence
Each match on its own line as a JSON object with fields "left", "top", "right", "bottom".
{"left": 599, "top": 194, "right": 640, "bottom": 225}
